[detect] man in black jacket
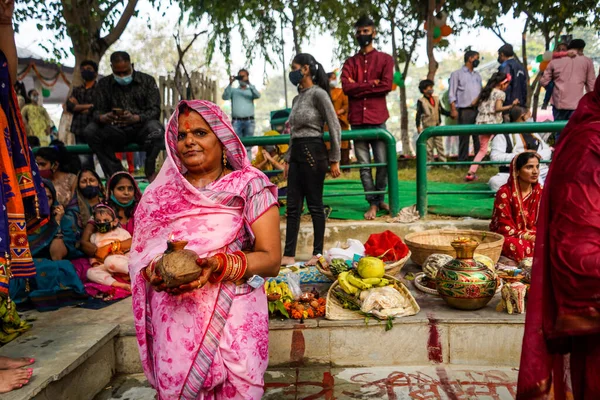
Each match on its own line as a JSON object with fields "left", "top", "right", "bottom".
{"left": 498, "top": 44, "right": 527, "bottom": 121}
{"left": 84, "top": 51, "right": 164, "bottom": 180}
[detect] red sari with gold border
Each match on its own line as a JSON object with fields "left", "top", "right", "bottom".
{"left": 489, "top": 154, "right": 542, "bottom": 262}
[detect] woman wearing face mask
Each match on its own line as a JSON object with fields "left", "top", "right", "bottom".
{"left": 280, "top": 53, "right": 342, "bottom": 267}
{"left": 66, "top": 169, "right": 105, "bottom": 259}
{"left": 20, "top": 89, "right": 56, "bottom": 146}
{"left": 35, "top": 143, "right": 79, "bottom": 207}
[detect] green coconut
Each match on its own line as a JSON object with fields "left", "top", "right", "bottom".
{"left": 357, "top": 257, "right": 385, "bottom": 279}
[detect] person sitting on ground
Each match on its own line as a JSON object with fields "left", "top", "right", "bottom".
{"left": 20, "top": 89, "right": 55, "bottom": 147}
{"left": 416, "top": 79, "right": 450, "bottom": 167}
{"left": 35, "top": 143, "right": 79, "bottom": 207}
{"left": 64, "top": 169, "right": 105, "bottom": 260}
{"left": 86, "top": 203, "right": 132, "bottom": 292}
{"left": 10, "top": 179, "right": 87, "bottom": 311}
{"left": 66, "top": 59, "right": 98, "bottom": 170}
{"left": 81, "top": 171, "right": 141, "bottom": 260}
{"left": 488, "top": 106, "right": 552, "bottom": 192}
{"left": 84, "top": 51, "right": 164, "bottom": 181}
{"left": 490, "top": 152, "right": 542, "bottom": 262}
{"left": 466, "top": 72, "right": 519, "bottom": 182}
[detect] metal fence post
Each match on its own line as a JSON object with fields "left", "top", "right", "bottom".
{"left": 416, "top": 128, "right": 431, "bottom": 218}
{"left": 381, "top": 129, "right": 400, "bottom": 216}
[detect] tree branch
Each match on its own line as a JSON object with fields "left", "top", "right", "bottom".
{"left": 102, "top": 0, "right": 139, "bottom": 48}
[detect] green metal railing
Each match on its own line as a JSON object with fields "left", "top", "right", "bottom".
{"left": 37, "top": 128, "right": 400, "bottom": 215}
{"left": 416, "top": 121, "right": 567, "bottom": 218}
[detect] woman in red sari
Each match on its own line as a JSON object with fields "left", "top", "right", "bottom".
{"left": 490, "top": 152, "right": 542, "bottom": 262}
{"left": 517, "top": 76, "right": 600, "bottom": 399}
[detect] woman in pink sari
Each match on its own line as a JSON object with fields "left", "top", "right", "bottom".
{"left": 517, "top": 77, "right": 600, "bottom": 399}
{"left": 129, "top": 100, "right": 280, "bottom": 399}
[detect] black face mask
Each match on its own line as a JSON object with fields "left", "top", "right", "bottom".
{"left": 96, "top": 222, "right": 113, "bottom": 234}
{"left": 472, "top": 59, "right": 480, "bottom": 68}
{"left": 288, "top": 69, "right": 304, "bottom": 86}
{"left": 357, "top": 34, "right": 373, "bottom": 48}
{"left": 81, "top": 185, "right": 100, "bottom": 199}
{"left": 81, "top": 70, "right": 96, "bottom": 82}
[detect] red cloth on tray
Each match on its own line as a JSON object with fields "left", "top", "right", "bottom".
{"left": 364, "top": 230, "right": 409, "bottom": 262}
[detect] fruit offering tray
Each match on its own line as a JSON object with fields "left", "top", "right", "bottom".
{"left": 325, "top": 274, "right": 420, "bottom": 321}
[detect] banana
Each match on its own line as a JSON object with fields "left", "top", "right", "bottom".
{"left": 362, "top": 278, "right": 382, "bottom": 285}
{"left": 376, "top": 278, "right": 390, "bottom": 287}
{"left": 347, "top": 272, "right": 372, "bottom": 290}
{"left": 338, "top": 272, "right": 358, "bottom": 295}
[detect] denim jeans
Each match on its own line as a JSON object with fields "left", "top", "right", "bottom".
{"left": 352, "top": 124, "right": 388, "bottom": 206}
{"left": 233, "top": 119, "right": 255, "bottom": 159}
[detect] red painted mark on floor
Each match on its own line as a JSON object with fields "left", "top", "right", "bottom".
{"left": 435, "top": 366, "right": 458, "bottom": 400}
{"left": 264, "top": 369, "right": 516, "bottom": 399}
{"left": 427, "top": 313, "right": 443, "bottom": 363}
{"left": 264, "top": 370, "right": 335, "bottom": 399}
{"left": 290, "top": 329, "right": 306, "bottom": 364}
{"left": 344, "top": 370, "right": 516, "bottom": 399}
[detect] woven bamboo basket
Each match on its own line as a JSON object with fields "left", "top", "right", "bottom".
{"left": 404, "top": 229, "right": 505, "bottom": 266}
{"left": 325, "top": 274, "right": 420, "bottom": 320}
{"left": 316, "top": 252, "right": 411, "bottom": 281}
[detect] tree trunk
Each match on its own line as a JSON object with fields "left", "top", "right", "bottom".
{"left": 531, "top": 74, "right": 542, "bottom": 121}
{"left": 521, "top": 18, "right": 531, "bottom": 107}
{"left": 425, "top": 0, "right": 438, "bottom": 81}
{"left": 291, "top": 8, "right": 301, "bottom": 54}
{"left": 399, "top": 85, "right": 412, "bottom": 156}
{"left": 62, "top": 0, "right": 139, "bottom": 88}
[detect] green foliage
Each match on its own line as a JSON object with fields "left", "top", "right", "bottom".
{"left": 14, "top": 0, "right": 148, "bottom": 61}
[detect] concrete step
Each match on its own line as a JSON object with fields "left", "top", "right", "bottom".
{"left": 94, "top": 365, "right": 518, "bottom": 400}
{"left": 0, "top": 323, "right": 118, "bottom": 400}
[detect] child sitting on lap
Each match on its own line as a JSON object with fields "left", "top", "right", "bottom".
{"left": 87, "top": 203, "right": 131, "bottom": 292}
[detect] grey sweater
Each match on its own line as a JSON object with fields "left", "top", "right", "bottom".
{"left": 286, "top": 85, "right": 341, "bottom": 162}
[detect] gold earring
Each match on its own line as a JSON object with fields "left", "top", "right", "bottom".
{"left": 222, "top": 151, "right": 227, "bottom": 167}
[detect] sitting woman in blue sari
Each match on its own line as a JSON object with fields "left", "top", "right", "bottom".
{"left": 9, "top": 180, "right": 87, "bottom": 311}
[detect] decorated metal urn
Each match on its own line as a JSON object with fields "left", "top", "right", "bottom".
{"left": 435, "top": 238, "right": 498, "bottom": 310}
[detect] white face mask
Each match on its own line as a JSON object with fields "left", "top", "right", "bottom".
{"left": 329, "top": 80, "right": 338, "bottom": 88}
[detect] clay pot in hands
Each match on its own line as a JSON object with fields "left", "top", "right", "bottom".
{"left": 156, "top": 240, "right": 202, "bottom": 288}
{"left": 435, "top": 238, "right": 498, "bottom": 310}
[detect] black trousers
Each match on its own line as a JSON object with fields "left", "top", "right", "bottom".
{"left": 458, "top": 108, "right": 480, "bottom": 161}
{"left": 75, "top": 134, "right": 94, "bottom": 171}
{"left": 84, "top": 120, "right": 164, "bottom": 179}
{"left": 284, "top": 138, "right": 328, "bottom": 257}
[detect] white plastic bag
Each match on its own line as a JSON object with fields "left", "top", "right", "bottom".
{"left": 324, "top": 239, "right": 365, "bottom": 263}
{"left": 285, "top": 272, "right": 302, "bottom": 300}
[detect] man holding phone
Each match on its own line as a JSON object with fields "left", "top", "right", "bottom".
{"left": 84, "top": 51, "right": 164, "bottom": 180}
{"left": 222, "top": 69, "right": 260, "bottom": 159}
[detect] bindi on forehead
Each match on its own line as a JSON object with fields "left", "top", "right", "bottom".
{"left": 184, "top": 121, "right": 190, "bottom": 130}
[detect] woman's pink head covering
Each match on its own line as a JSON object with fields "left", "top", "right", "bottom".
{"left": 165, "top": 100, "right": 250, "bottom": 173}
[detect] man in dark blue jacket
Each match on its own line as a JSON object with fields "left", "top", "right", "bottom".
{"left": 498, "top": 44, "right": 527, "bottom": 120}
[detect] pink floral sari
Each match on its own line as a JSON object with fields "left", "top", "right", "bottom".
{"left": 129, "top": 100, "right": 277, "bottom": 399}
